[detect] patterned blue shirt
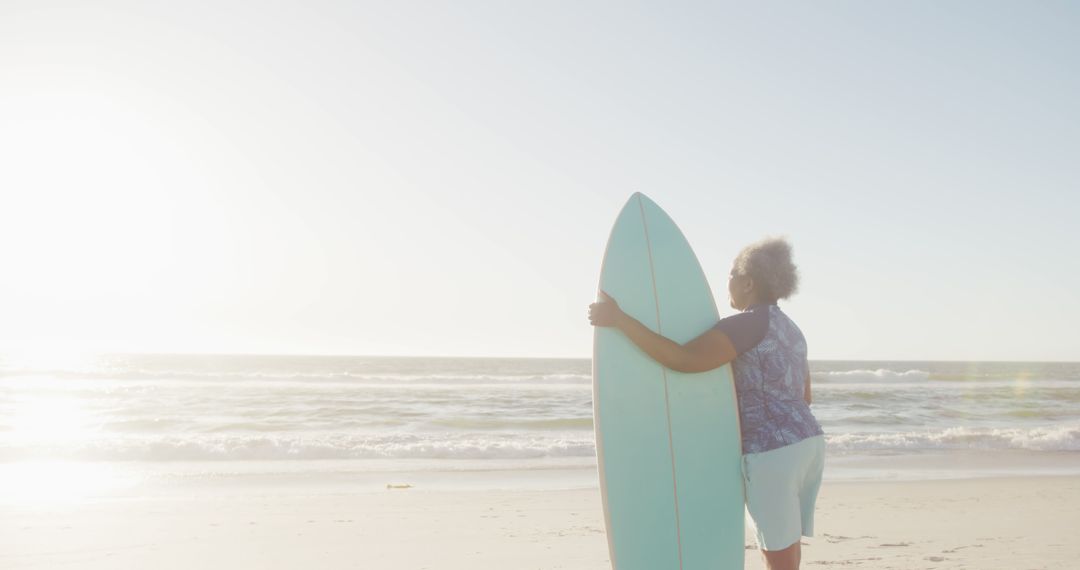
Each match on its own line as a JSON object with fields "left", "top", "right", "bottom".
{"left": 713, "top": 303, "right": 824, "bottom": 454}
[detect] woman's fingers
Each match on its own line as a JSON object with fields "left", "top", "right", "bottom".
{"left": 588, "top": 298, "right": 621, "bottom": 327}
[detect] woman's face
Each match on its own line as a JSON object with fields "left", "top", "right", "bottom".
{"left": 728, "top": 266, "right": 753, "bottom": 310}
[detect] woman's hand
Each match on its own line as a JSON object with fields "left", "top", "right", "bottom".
{"left": 589, "top": 290, "right": 737, "bottom": 372}
{"left": 588, "top": 291, "right": 626, "bottom": 328}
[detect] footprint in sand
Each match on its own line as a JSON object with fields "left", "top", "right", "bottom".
{"left": 942, "top": 544, "right": 983, "bottom": 553}
{"left": 808, "top": 557, "right": 882, "bottom": 566}
{"left": 823, "top": 533, "right": 876, "bottom": 544}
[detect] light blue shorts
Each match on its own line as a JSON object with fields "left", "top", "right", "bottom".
{"left": 742, "top": 435, "right": 826, "bottom": 551}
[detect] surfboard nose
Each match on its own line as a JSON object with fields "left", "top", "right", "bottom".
{"left": 628, "top": 192, "right": 657, "bottom": 207}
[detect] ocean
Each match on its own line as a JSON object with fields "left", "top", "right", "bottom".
{"left": 2, "top": 354, "right": 1079, "bottom": 496}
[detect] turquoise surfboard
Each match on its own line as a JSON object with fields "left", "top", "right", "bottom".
{"left": 593, "top": 193, "right": 744, "bottom": 569}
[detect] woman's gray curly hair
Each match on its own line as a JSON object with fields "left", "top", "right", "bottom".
{"left": 732, "top": 237, "right": 799, "bottom": 302}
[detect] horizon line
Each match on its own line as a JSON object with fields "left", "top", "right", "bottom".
{"left": 1, "top": 350, "right": 1077, "bottom": 365}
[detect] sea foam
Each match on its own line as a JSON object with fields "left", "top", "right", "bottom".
{"left": 827, "top": 422, "right": 1080, "bottom": 453}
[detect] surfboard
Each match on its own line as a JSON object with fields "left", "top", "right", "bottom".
{"left": 592, "top": 193, "right": 744, "bottom": 569}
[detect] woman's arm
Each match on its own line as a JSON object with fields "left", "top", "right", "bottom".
{"left": 589, "top": 291, "right": 737, "bottom": 373}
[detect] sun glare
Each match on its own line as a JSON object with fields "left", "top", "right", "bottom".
{"left": 0, "top": 461, "right": 139, "bottom": 506}
{"left": 6, "top": 395, "right": 96, "bottom": 447}
{"left": 0, "top": 380, "right": 137, "bottom": 505}
{"left": 0, "top": 349, "right": 101, "bottom": 375}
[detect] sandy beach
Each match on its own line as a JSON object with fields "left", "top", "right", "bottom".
{"left": 2, "top": 471, "right": 1078, "bottom": 570}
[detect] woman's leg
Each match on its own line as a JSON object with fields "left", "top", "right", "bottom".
{"left": 761, "top": 540, "right": 800, "bottom": 570}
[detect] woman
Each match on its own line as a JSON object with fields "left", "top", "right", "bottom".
{"left": 588, "top": 237, "right": 824, "bottom": 570}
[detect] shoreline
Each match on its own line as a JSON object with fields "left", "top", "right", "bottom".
{"left": 5, "top": 448, "right": 1080, "bottom": 502}
{"left": 2, "top": 475, "right": 1078, "bottom": 569}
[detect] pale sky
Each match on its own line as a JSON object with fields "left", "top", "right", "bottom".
{"left": 1, "top": 1, "right": 1077, "bottom": 361}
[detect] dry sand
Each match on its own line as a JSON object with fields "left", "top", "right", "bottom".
{"left": 2, "top": 475, "right": 1078, "bottom": 569}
